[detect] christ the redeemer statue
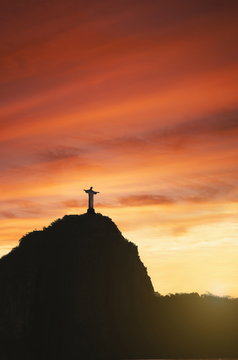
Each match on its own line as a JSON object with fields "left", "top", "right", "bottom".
{"left": 84, "top": 186, "right": 99, "bottom": 214}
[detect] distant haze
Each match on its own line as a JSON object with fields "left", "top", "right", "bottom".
{"left": 0, "top": 0, "right": 238, "bottom": 297}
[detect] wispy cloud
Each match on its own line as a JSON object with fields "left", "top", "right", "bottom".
{"left": 119, "top": 194, "right": 174, "bottom": 206}
{"left": 97, "top": 108, "right": 238, "bottom": 154}
{"left": 38, "top": 145, "right": 84, "bottom": 162}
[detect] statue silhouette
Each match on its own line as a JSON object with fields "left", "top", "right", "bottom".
{"left": 84, "top": 186, "right": 99, "bottom": 214}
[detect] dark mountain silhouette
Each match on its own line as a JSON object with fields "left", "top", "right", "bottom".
{"left": 0, "top": 213, "right": 156, "bottom": 360}
{"left": 0, "top": 212, "right": 238, "bottom": 359}
{"left": 154, "top": 292, "right": 238, "bottom": 358}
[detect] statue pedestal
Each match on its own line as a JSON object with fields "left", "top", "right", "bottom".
{"left": 87, "top": 208, "right": 95, "bottom": 214}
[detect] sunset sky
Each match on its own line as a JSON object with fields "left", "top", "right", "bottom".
{"left": 1, "top": 0, "right": 238, "bottom": 297}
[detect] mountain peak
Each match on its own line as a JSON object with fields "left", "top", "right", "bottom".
{"left": 19, "top": 213, "right": 123, "bottom": 248}
{"left": 0, "top": 213, "right": 155, "bottom": 360}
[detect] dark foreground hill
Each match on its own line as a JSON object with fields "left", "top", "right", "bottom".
{"left": 0, "top": 213, "right": 156, "bottom": 360}
{"left": 1, "top": 213, "right": 238, "bottom": 359}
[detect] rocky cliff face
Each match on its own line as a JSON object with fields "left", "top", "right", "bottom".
{"left": 0, "top": 213, "right": 156, "bottom": 360}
